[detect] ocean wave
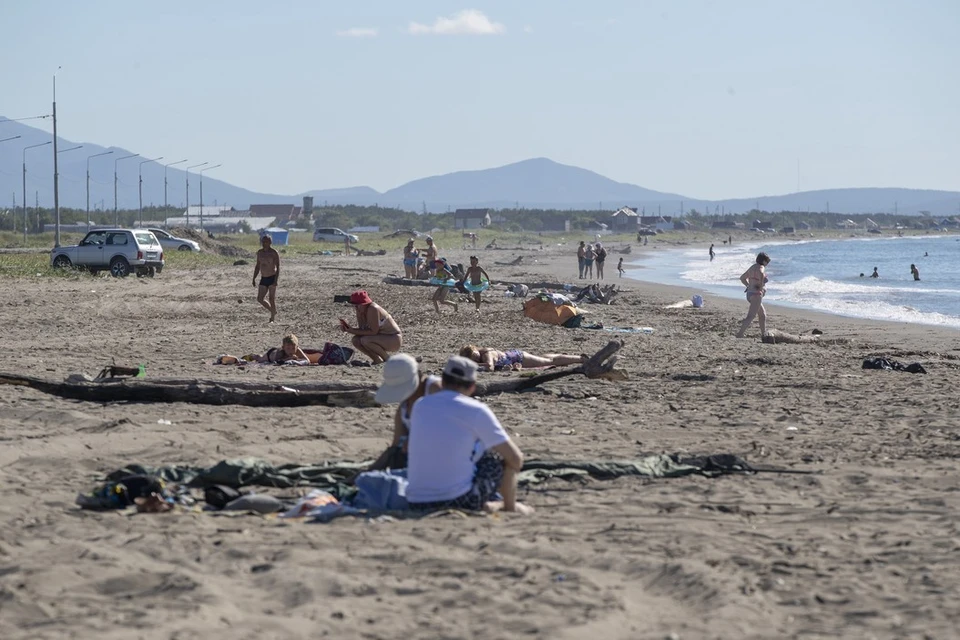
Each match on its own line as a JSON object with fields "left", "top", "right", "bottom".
{"left": 775, "top": 276, "right": 960, "bottom": 297}
{"left": 767, "top": 294, "right": 960, "bottom": 329}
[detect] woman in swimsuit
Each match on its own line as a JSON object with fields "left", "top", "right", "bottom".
{"left": 340, "top": 290, "right": 403, "bottom": 364}
{"left": 403, "top": 239, "right": 419, "bottom": 279}
{"left": 735, "top": 252, "right": 771, "bottom": 338}
{"left": 459, "top": 345, "right": 586, "bottom": 372}
{"left": 256, "top": 334, "right": 311, "bottom": 364}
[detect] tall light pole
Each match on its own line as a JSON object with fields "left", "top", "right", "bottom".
{"left": 138, "top": 156, "right": 163, "bottom": 229}
{"left": 52, "top": 67, "right": 62, "bottom": 247}
{"left": 198, "top": 164, "right": 221, "bottom": 231}
{"left": 0, "top": 136, "right": 22, "bottom": 233}
{"left": 163, "top": 159, "right": 187, "bottom": 219}
{"left": 185, "top": 162, "right": 208, "bottom": 228}
{"left": 86, "top": 150, "right": 113, "bottom": 232}
{"left": 114, "top": 153, "right": 139, "bottom": 226}
{"left": 23, "top": 141, "right": 51, "bottom": 244}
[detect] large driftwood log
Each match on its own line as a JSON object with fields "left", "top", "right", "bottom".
{"left": 0, "top": 342, "right": 625, "bottom": 408}
{"left": 761, "top": 330, "right": 848, "bottom": 345}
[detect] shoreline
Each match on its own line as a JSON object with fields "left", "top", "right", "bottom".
{"left": 614, "top": 234, "right": 960, "bottom": 333}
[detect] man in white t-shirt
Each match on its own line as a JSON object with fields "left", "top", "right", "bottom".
{"left": 406, "top": 355, "right": 533, "bottom": 514}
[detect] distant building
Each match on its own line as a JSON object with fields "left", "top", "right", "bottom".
{"left": 638, "top": 216, "right": 673, "bottom": 232}
{"left": 610, "top": 206, "right": 638, "bottom": 231}
{"left": 673, "top": 219, "right": 693, "bottom": 230}
{"left": 797, "top": 221, "right": 811, "bottom": 230}
{"left": 454, "top": 208, "right": 491, "bottom": 229}
{"left": 164, "top": 216, "right": 275, "bottom": 233}
{"left": 249, "top": 204, "right": 302, "bottom": 225}
{"left": 540, "top": 217, "right": 570, "bottom": 232}
{"left": 863, "top": 218, "right": 880, "bottom": 230}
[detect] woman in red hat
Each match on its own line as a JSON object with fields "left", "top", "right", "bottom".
{"left": 340, "top": 290, "right": 403, "bottom": 364}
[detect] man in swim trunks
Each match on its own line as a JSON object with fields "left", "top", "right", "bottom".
{"left": 253, "top": 234, "right": 280, "bottom": 322}
{"left": 424, "top": 236, "right": 439, "bottom": 275}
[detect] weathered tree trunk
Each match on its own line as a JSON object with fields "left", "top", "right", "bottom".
{"left": 0, "top": 342, "right": 625, "bottom": 408}
{"left": 761, "top": 329, "right": 847, "bottom": 345}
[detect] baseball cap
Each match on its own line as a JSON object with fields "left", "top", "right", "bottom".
{"left": 375, "top": 354, "right": 420, "bottom": 404}
{"left": 442, "top": 355, "right": 478, "bottom": 384}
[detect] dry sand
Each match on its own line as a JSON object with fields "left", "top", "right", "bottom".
{"left": 1, "top": 239, "right": 959, "bottom": 640}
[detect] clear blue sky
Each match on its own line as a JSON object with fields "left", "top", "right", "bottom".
{"left": 3, "top": 0, "right": 958, "bottom": 199}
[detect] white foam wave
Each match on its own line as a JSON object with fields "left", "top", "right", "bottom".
{"left": 776, "top": 276, "right": 960, "bottom": 297}
{"left": 767, "top": 293, "right": 960, "bottom": 329}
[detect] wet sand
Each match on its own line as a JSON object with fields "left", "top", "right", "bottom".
{"left": 1, "top": 240, "right": 959, "bottom": 639}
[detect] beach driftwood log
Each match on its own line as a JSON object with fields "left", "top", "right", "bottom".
{"left": 761, "top": 329, "right": 847, "bottom": 345}
{"left": 0, "top": 342, "right": 625, "bottom": 408}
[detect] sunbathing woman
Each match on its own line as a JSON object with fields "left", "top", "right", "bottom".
{"left": 248, "top": 333, "right": 310, "bottom": 364}
{"left": 429, "top": 260, "right": 458, "bottom": 315}
{"left": 460, "top": 255, "right": 490, "bottom": 313}
{"left": 340, "top": 290, "right": 403, "bottom": 364}
{"left": 402, "top": 239, "right": 419, "bottom": 279}
{"left": 459, "top": 345, "right": 586, "bottom": 372}
{"left": 368, "top": 353, "right": 443, "bottom": 471}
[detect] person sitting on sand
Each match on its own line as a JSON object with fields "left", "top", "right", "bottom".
{"left": 406, "top": 355, "right": 533, "bottom": 514}
{"left": 870, "top": 267, "right": 880, "bottom": 278}
{"left": 430, "top": 260, "right": 459, "bottom": 315}
{"left": 368, "top": 353, "right": 443, "bottom": 471}
{"left": 257, "top": 333, "right": 311, "bottom": 364}
{"left": 459, "top": 345, "right": 585, "bottom": 372}
{"left": 340, "top": 290, "right": 402, "bottom": 364}
{"left": 460, "top": 255, "right": 491, "bottom": 314}
{"left": 911, "top": 264, "right": 920, "bottom": 281}
{"left": 735, "top": 252, "right": 770, "bottom": 339}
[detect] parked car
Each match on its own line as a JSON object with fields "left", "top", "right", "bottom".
{"left": 313, "top": 227, "right": 359, "bottom": 243}
{"left": 50, "top": 229, "right": 164, "bottom": 278}
{"left": 148, "top": 228, "right": 201, "bottom": 252}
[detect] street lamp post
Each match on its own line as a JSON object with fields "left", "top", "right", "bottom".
{"left": 114, "top": 153, "right": 139, "bottom": 226}
{"left": 198, "top": 164, "right": 221, "bottom": 231}
{"left": 0, "top": 136, "right": 22, "bottom": 233}
{"left": 185, "top": 162, "right": 208, "bottom": 228}
{"left": 138, "top": 156, "right": 163, "bottom": 229}
{"left": 163, "top": 159, "right": 187, "bottom": 218}
{"left": 52, "top": 68, "right": 61, "bottom": 247}
{"left": 86, "top": 150, "right": 113, "bottom": 232}
{"left": 23, "top": 141, "right": 51, "bottom": 244}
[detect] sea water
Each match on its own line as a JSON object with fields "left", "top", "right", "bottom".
{"left": 627, "top": 235, "right": 960, "bottom": 329}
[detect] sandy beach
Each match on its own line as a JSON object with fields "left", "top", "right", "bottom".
{"left": 2, "top": 237, "right": 959, "bottom": 640}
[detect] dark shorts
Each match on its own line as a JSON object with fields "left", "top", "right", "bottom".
{"left": 259, "top": 275, "right": 277, "bottom": 288}
{"left": 410, "top": 452, "right": 504, "bottom": 512}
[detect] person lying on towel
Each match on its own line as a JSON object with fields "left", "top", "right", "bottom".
{"left": 459, "top": 345, "right": 585, "bottom": 372}
{"left": 216, "top": 333, "right": 315, "bottom": 365}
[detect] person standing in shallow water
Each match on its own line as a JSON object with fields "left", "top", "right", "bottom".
{"left": 736, "top": 252, "right": 770, "bottom": 339}
{"left": 870, "top": 267, "right": 879, "bottom": 278}
{"left": 709, "top": 244, "right": 715, "bottom": 261}
{"left": 911, "top": 264, "right": 920, "bottom": 281}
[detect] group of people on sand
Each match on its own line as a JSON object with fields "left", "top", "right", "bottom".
{"left": 366, "top": 342, "right": 586, "bottom": 514}
{"left": 402, "top": 236, "right": 439, "bottom": 279}
{"left": 576, "top": 241, "right": 608, "bottom": 280}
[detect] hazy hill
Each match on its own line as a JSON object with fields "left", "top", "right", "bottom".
{"left": 2, "top": 118, "right": 958, "bottom": 216}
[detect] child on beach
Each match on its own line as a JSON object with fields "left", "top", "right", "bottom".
{"left": 617, "top": 257, "right": 625, "bottom": 277}
{"left": 461, "top": 256, "right": 491, "bottom": 314}
{"left": 431, "top": 260, "right": 458, "bottom": 315}
{"left": 735, "top": 252, "right": 771, "bottom": 339}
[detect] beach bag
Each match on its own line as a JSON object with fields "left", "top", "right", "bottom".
{"left": 692, "top": 295, "right": 704, "bottom": 308}
{"left": 318, "top": 342, "right": 354, "bottom": 365}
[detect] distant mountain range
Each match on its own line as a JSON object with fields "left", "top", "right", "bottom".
{"left": 2, "top": 118, "right": 958, "bottom": 216}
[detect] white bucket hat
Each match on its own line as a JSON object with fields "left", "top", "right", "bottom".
{"left": 375, "top": 354, "right": 420, "bottom": 404}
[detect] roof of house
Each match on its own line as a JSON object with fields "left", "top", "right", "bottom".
{"left": 183, "top": 205, "right": 233, "bottom": 218}
{"left": 249, "top": 204, "right": 303, "bottom": 218}
{"left": 454, "top": 208, "right": 490, "bottom": 218}
{"left": 164, "top": 216, "right": 276, "bottom": 231}
{"left": 611, "top": 207, "right": 638, "bottom": 217}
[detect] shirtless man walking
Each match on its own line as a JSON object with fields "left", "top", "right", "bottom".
{"left": 253, "top": 234, "right": 280, "bottom": 322}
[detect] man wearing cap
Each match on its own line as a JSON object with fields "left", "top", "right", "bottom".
{"left": 406, "top": 355, "right": 533, "bottom": 514}
{"left": 252, "top": 234, "right": 280, "bottom": 322}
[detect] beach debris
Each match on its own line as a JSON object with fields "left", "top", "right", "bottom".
{"left": 0, "top": 343, "right": 626, "bottom": 408}
{"left": 761, "top": 329, "right": 848, "bottom": 345}
{"left": 862, "top": 358, "right": 927, "bottom": 374}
